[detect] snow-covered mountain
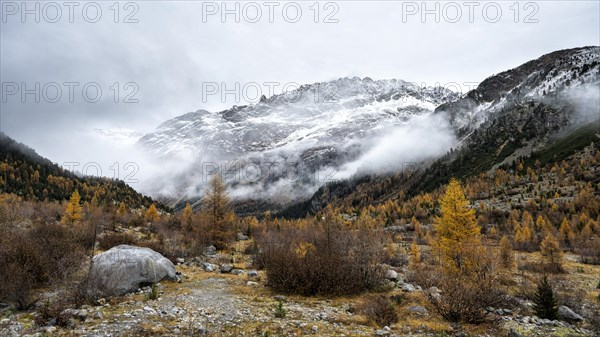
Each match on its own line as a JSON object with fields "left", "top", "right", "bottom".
{"left": 139, "top": 77, "right": 458, "bottom": 157}
{"left": 137, "top": 77, "right": 460, "bottom": 201}
{"left": 137, "top": 47, "right": 600, "bottom": 207}
{"left": 436, "top": 46, "right": 600, "bottom": 136}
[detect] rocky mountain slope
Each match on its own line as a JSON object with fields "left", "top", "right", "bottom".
{"left": 137, "top": 46, "right": 599, "bottom": 214}
{"left": 280, "top": 46, "right": 600, "bottom": 218}
{"left": 137, "top": 78, "right": 460, "bottom": 203}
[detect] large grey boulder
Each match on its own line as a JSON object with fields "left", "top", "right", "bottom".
{"left": 87, "top": 245, "right": 178, "bottom": 297}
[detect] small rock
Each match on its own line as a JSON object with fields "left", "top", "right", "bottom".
{"left": 273, "top": 295, "right": 287, "bottom": 302}
{"left": 408, "top": 305, "right": 428, "bottom": 315}
{"left": 428, "top": 286, "right": 441, "bottom": 294}
{"left": 246, "top": 281, "right": 259, "bottom": 286}
{"left": 204, "top": 245, "right": 217, "bottom": 256}
{"left": 237, "top": 233, "right": 249, "bottom": 241}
{"left": 385, "top": 269, "right": 398, "bottom": 281}
{"left": 143, "top": 306, "right": 156, "bottom": 315}
{"left": 248, "top": 270, "right": 259, "bottom": 278}
{"left": 202, "top": 262, "right": 217, "bottom": 272}
{"left": 231, "top": 269, "right": 244, "bottom": 275}
{"left": 558, "top": 305, "right": 584, "bottom": 322}
{"left": 77, "top": 309, "right": 88, "bottom": 321}
{"left": 92, "top": 311, "right": 104, "bottom": 320}
{"left": 220, "top": 264, "right": 233, "bottom": 273}
{"left": 375, "top": 329, "right": 389, "bottom": 336}
{"left": 176, "top": 258, "right": 185, "bottom": 264}
{"left": 311, "top": 325, "right": 318, "bottom": 332}
{"left": 401, "top": 283, "right": 416, "bottom": 292}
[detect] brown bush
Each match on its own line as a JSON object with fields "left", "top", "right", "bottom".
{"left": 428, "top": 246, "right": 507, "bottom": 324}
{"left": 577, "top": 236, "right": 600, "bottom": 265}
{"left": 359, "top": 295, "right": 399, "bottom": 327}
{"left": 406, "top": 263, "right": 441, "bottom": 289}
{"left": 257, "top": 224, "right": 385, "bottom": 296}
{"left": 0, "top": 222, "right": 87, "bottom": 309}
{"left": 429, "top": 273, "right": 507, "bottom": 323}
{"left": 34, "top": 300, "right": 72, "bottom": 327}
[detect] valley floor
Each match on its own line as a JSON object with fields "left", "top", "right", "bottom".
{"left": 2, "top": 251, "right": 598, "bottom": 337}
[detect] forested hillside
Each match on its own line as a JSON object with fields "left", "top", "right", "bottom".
{"left": 0, "top": 133, "right": 159, "bottom": 210}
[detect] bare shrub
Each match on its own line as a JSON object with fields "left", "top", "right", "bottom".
{"left": 358, "top": 295, "right": 399, "bottom": 327}
{"left": 0, "top": 222, "right": 87, "bottom": 309}
{"left": 97, "top": 231, "right": 137, "bottom": 251}
{"left": 406, "top": 263, "right": 441, "bottom": 289}
{"left": 428, "top": 246, "right": 507, "bottom": 323}
{"left": 577, "top": 236, "right": 600, "bottom": 265}
{"left": 257, "top": 224, "right": 385, "bottom": 296}
{"left": 429, "top": 273, "right": 506, "bottom": 323}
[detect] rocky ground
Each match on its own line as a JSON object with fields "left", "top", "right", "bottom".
{"left": 1, "top": 249, "right": 597, "bottom": 337}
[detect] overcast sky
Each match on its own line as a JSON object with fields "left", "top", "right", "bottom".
{"left": 1, "top": 0, "right": 598, "bottom": 187}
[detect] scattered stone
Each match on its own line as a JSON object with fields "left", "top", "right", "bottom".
{"left": 202, "top": 262, "right": 217, "bottom": 272}
{"left": 375, "top": 329, "right": 390, "bottom": 336}
{"left": 273, "top": 295, "right": 287, "bottom": 302}
{"left": 385, "top": 269, "right": 398, "bottom": 281}
{"left": 220, "top": 264, "right": 233, "bottom": 273}
{"left": 92, "top": 311, "right": 104, "bottom": 320}
{"left": 558, "top": 305, "right": 584, "bottom": 321}
{"left": 237, "top": 233, "right": 249, "bottom": 241}
{"left": 428, "top": 286, "right": 441, "bottom": 294}
{"left": 246, "top": 281, "right": 259, "bottom": 286}
{"left": 204, "top": 245, "right": 217, "bottom": 256}
{"left": 408, "top": 305, "right": 428, "bottom": 315}
{"left": 231, "top": 269, "right": 244, "bottom": 275}
{"left": 176, "top": 258, "right": 185, "bottom": 264}
{"left": 248, "top": 270, "right": 259, "bottom": 278}
{"left": 401, "top": 283, "right": 416, "bottom": 292}
{"left": 311, "top": 325, "right": 319, "bottom": 332}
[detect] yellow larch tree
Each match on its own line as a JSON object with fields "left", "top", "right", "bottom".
{"left": 116, "top": 201, "right": 127, "bottom": 216}
{"left": 181, "top": 202, "right": 193, "bottom": 229}
{"left": 499, "top": 235, "right": 515, "bottom": 269}
{"left": 145, "top": 204, "right": 159, "bottom": 224}
{"left": 62, "top": 190, "right": 83, "bottom": 224}
{"left": 410, "top": 239, "right": 421, "bottom": 265}
{"left": 540, "top": 233, "right": 563, "bottom": 270}
{"left": 203, "top": 175, "right": 234, "bottom": 250}
{"left": 558, "top": 217, "right": 574, "bottom": 248}
{"left": 433, "top": 178, "right": 480, "bottom": 274}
